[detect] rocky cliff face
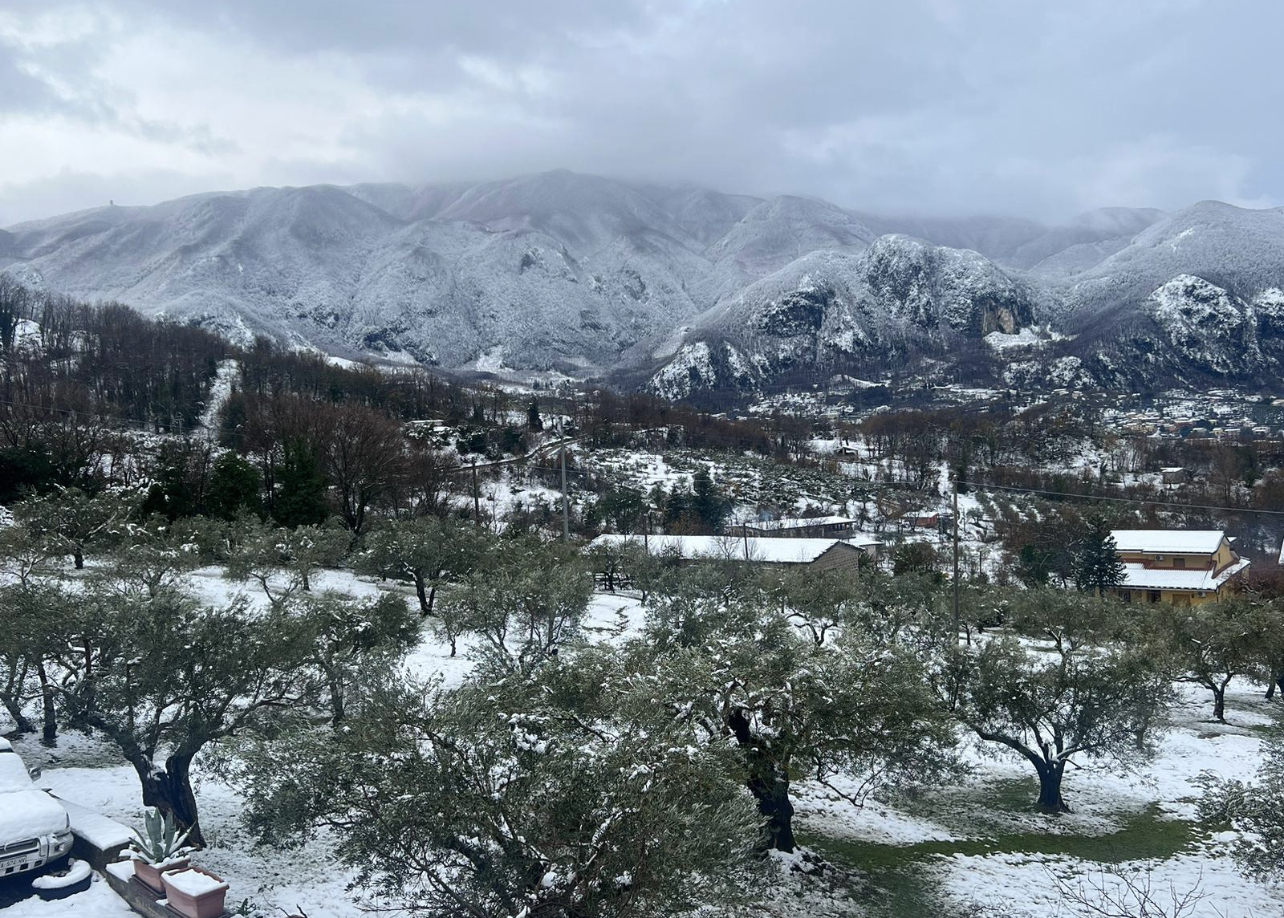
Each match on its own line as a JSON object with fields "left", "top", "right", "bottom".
{"left": 649, "top": 236, "right": 1043, "bottom": 397}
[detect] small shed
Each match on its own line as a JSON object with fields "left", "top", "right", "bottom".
{"left": 1160, "top": 467, "right": 1187, "bottom": 486}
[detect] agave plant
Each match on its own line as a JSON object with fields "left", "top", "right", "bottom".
{"left": 130, "top": 808, "right": 194, "bottom": 865}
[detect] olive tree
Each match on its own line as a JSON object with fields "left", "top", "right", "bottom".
{"left": 14, "top": 486, "right": 133, "bottom": 569}
{"left": 643, "top": 567, "right": 953, "bottom": 852}
{"left": 289, "top": 590, "right": 421, "bottom": 724}
{"left": 50, "top": 581, "right": 325, "bottom": 846}
{"left": 1146, "top": 599, "right": 1281, "bottom": 723}
{"left": 939, "top": 628, "right": 1171, "bottom": 813}
{"left": 235, "top": 660, "right": 761, "bottom": 917}
{"left": 223, "top": 518, "right": 349, "bottom": 603}
{"left": 1200, "top": 731, "right": 1284, "bottom": 880}
{"left": 360, "top": 516, "right": 486, "bottom": 619}
{"left": 443, "top": 536, "right": 592, "bottom": 673}
{"left": 100, "top": 517, "right": 206, "bottom": 599}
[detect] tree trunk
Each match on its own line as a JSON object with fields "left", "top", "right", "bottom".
{"left": 1, "top": 694, "right": 35, "bottom": 735}
{"left": 36, "top": 663, "right": 57, "bottom": 745}
{"left": 327, "top": 668, "right": 345, "bottom": 725}
{"left": 414, "top": 575, "right": 429, "bottom": 616}
{"left": 134, "top": 752, "right": 204, "bottom": 848}
{"left": 1213, "top": 685, "right": 1227, "bottom": 723}
{"left": 728, "top": 708, "right": 796, "bottom": 852}
{"left": 749, "top": 765, "right": 796, "bottom": 852}
{"left": 1034, "top": 761, "right": 1069, "bottom": 814}
{"left": 73, "top": 548, "right": 84, "bottom": 570}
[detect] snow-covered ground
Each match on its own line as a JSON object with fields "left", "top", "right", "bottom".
{"left": 6, "top": 557, "right": 1284, "bottom": 917}
{"left": 1, "top": 875, "right": 133, "bottom": 918}
{"left": 6, "top": 569, "right": 649, "bottom": 918}
{"left": 793, "top": 681, "right": 1284, "bottom": 917}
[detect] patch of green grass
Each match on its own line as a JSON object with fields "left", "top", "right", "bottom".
{"left": 800, "top": 805, "right": 1203, "bottom": 918}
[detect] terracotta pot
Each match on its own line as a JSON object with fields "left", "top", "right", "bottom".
{"left": 132, "top": 856, "right": 190, "bottom": 894}
{"left": 161, "top": 866, "right": 229, "bottom": 918}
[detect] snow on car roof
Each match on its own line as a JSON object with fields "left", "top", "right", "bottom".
{"left": 1111, "top": 530, "right": 1226, "bottom": 554}
{"left": 0, "top": 748, "right": 33, "bottom": 792}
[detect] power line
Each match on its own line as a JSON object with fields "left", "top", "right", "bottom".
{"left": 972, "top": 482, "right": 1284, "bottom": 519}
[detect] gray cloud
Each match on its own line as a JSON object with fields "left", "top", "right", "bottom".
{"left": 0, "top": 0, "right": 1279, "bottom": 226}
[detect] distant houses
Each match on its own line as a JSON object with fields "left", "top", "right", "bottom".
{"left": 742, "top": 515, "right": 863, "bottom": 541}
{"left": 1109, "top": 529, "right": 1249, "bottom": 606}
{"left": 587, "top": 533, "right": 878, "bottom": 574}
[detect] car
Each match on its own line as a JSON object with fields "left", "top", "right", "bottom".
{"left": 0, "top": 738, "right": 73, "bottom": 878}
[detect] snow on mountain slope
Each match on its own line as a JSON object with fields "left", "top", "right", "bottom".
{"left": 855, "top": 213, "right": 1047, "bottom": 264}
{"left": 651, "top": 235, "right": 1041, "bottom": 395}
{"left": 1069, "top": 202, "right": 1284, "bottom": 314}
{"left": 8, "top": 173, "right": 1284, "bottom": 394}
{"left": 433, "top": 170, "right": 700, "bottom": 255}
{"left": 710, "top": 195, "right": 875, "bottom": 274}
{"left": 1146, "top": 274, "right": 1261, "bottom": 375}
{"left": 639, "top": 186, "right": 762, "bottom": 247}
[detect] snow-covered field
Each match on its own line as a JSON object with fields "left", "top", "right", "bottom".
{"left": 5, "top": 563, "right": 1284, "bottom": 918}
{"left": 4, "top": 572, "right": 649, "bottom": 918}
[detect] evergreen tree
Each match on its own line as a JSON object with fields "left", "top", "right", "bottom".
{"left": 205, "top": 453, "right": 262, "bottom": 520}
{"left": 274, "top": 439, "right": 329, "bottom": 528}
{"left": 140, "top": 442, "right": 203, "bottom": 520}
{"left": 1073, "top": 516, "right": 1125, "bottom": 596}
{"left": 690, "top": 468, "right": 730, "bottom": 533}
{"left": 526, "top": 398, "right": 544, "bottom": 432}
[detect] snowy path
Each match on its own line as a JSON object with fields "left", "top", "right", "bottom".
{"left": 198, "top": 358, "right": 239, "bottom": 433}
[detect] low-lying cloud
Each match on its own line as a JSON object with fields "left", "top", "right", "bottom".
{"left": 0, "top": 0, "right": 1278, "bottom": 226}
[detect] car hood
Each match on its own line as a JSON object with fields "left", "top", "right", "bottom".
{"left": 0, "top": 789, "right": 70, "bottom": 844}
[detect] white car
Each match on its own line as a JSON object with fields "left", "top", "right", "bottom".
{"left": 0, "top": 738, "right": 74, "bottom": 878}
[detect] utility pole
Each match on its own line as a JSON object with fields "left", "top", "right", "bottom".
{"left": 952, "top": 473, "right": 961, "bottom": 637}
{"left": 472, "top": 461, "right": 480, "bottom": 526}
{"left": 560, "top": 439, "right": 570, "bottom": 541}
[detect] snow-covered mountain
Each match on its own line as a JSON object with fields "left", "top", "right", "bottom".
{"left": 5, "top": 172, "right": 1284, "bottom": 397}
{"left": 650, "top": 236, "right": 1041, "bottom": 398}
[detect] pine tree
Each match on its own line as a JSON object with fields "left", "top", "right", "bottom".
{"left": 691, "top": 468, "right": 730, "bottom": 533}
{"left": 205, "top": 453, "right": 262, "bottom": 520}
{"left": 273, "top": 439, "right": 329, "bottom": 528}
{"left": 1073, "top": 516, "right": 1125, "bottom": 596}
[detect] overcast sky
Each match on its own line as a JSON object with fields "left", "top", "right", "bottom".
{"left": 0, "top": 0, "right": 1278, "bottom": 226}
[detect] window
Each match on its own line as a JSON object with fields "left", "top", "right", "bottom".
{"left": 1173, "top": 557, "right": 1186, "bottom": 569}
{"left": 1147, "top": 591, "right": 1162, "bottom": 603}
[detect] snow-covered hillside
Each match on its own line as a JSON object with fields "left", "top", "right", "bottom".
{"left": 9, "top": 173, "right": 1284, "bottom": 395}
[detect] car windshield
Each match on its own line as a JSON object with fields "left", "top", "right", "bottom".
{"left": 0, "top": 753, "right": 34, "bottom": 793}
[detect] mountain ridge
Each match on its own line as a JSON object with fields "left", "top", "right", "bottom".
{"left": 5, "top": 171, "right": 1284, "bottom": 398}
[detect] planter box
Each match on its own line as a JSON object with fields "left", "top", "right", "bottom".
{"left": 162, "top": 866, "right": 229, "bottom": 918}
{"left": 133, "top": 856, "right": 190, "bottom": 894}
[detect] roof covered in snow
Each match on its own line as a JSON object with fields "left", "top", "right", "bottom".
{"left": 1111, "top": 530, "right": 1227, "bottom": 555}
{"left": 589, "top": 533, "right": 870, "bottom": 564}
{"left": 1120, "top": 558, "right": 1250, "bottom": 592}
{"left": 752, "top": 516, "right": 856, "bottom": 529}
